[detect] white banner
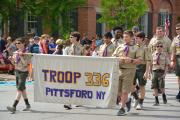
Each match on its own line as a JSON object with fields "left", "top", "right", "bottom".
{"left": 33, "top": 54, "right": 119, "bottom": 108}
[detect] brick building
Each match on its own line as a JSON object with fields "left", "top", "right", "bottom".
{"left": 79, "top": 0, "right": 180, "bottom": 39}
{"left": 0, "top": 0, "right": 180, "bottom": 39}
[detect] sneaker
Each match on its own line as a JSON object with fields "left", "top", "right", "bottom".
{"left": 132, "top": 99, "right": 138, "bottom": 108}
{"left": 64, "top": 104, "right": 72, "bottom": 110}
{"left": 117, "top": 108, "right": 126, "bottom": 116}
{"left": 126, "top": 98, "right": 131, "bottom": 112}
{"left": 22, "top": 105, "right": 31, "bottom": 111}
{"left": 136, "top": 103, "right": 143, "bottom": 110}
{"left": 7, "top": 106, "right": 16, "bottom": 114}
{"left": 176, "top": 91, "right": 180, "bottom": 99}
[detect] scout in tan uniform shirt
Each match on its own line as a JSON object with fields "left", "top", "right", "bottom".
{"left": 170, "top": 23, "right": 180, "bottom": 100}
{"left": 112, "top": 30, "right": 142, "bottom": 116}
{"left": 7, "top": 37, "right": 32, "bottom": 114}
{"left": 111, "top": 29, "right": 124, "bottom": 49}
{"left": 64, "top": 31, "right": 84, "bottom": 110}
{"left": 148, "top": 26, "right": 171, "bottom": 55}
{"left": 148, "top": 41, "right": 170, "bottom": 106}
{"left": 98, "top": 32, "right": 115, "bottom": 57}
{"left": 67, "top": 32, "right": 84, "bottom": 56}
{"left": 131, "top": 32, "right": 151, "bottom": 110}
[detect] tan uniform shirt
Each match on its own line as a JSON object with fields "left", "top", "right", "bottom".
{"left": 13, "top": 51, "right": 32, "bottom": 72}
{"left": 151, "top": 51, "right": 170, "bottom": 70}
{"left": 137, "top": 44, "right": 151, "bottom": 64}
{"left": 67, "top": 44, "right": 84, "bottom": 56}
{"left": 171, "top": 35, "right": 180, "bottom": 55}
{"left": 98, "top": 42, "right": 115, "bottom": 57}
{"left": 111, "top": 38, "right": 124, "bottom": 48}
{"left": 112, "top": 43, "right": 143, "bottom": 68}
{"left": 148, "top": 36, "right": 171, "bottom": 54}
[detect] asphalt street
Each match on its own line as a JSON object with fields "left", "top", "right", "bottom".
{"left": 0, "top": 73, "right": 180, "bottom": 120}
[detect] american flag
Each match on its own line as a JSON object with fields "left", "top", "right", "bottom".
{"left": 164, "top": 16, "right": 170, "bottom": 36}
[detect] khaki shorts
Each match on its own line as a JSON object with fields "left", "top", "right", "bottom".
{"left": 152, "top": 70, "right": 165, "bottom": 89}
{"left": 15, "top": 70, "right": 28, "bottom": 91}
{"left": 175, "top": 56, "right": 180, "bottom": 77}
{"left": 118, "top": 68, "right": 136, "bottom": 93}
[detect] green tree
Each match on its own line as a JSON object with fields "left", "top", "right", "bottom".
{"left": 99, "top": 0, "right": 148, "bottom": 29}
{"left": 21, "top": 0, "right": 85, "bottom": 38}
{"left": 0, "top": 0, "right": 16, "bottom": 21}
{"left": 0, "top": 0, "right": 85, "bottom": 38}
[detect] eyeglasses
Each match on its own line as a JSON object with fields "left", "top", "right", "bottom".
{"left": 15, "top": 42, "right": 22, "bottom": 45}
{"left": 156, "top": 45, "right": 163, "bottom": 48}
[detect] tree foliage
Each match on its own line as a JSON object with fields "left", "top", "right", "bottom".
{"left": 99, "top": 0, "right": 148, "bottom": 29}
{"left": 0, "top": 0, "right": 85, "bottom": 38}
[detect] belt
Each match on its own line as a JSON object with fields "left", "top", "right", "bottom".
{"left": 153, "top": 69, "right": 165, "bottom": 72}
{"left": 176, "top": 55, "right": 180, "bottom": 58}
{"left": 15, "top": 70, "right": 28, "bottom": 73}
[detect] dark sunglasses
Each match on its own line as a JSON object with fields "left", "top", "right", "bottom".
{"left": 156, "top": 45, "right": 163, "bottom": 48}
{"left": 176, "top": 28, "right": 180, "bottom": 30}
{"left": 15, "top": 42, "right": 22, "bottom": 45}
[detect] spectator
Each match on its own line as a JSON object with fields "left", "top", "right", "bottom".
{"left": 39, "top": 34, "right": 49, "bottom": 54}
{"left": 84, "top": 45, "right": 91, "bottom": 56}
{"left": 80, "top": 33, "right": 91, "bottom": 46}
{"left": 29, "top": 36, "right": 40, "bottom": 54}
{"left": 4, "top": 36, "right": 16, "bottom": 57}
{"left": 48, "top": 37, "right": 56, "bottom": 54}
{"left": 95, "top": 34, "right": 103, "bottom": 48}
{"left": 0, "top": 36, "right": 6, "bottom": 53}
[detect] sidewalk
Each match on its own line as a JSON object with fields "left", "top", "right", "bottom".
{"left": 0, "top": 73, "right": 15, "bottom": 81}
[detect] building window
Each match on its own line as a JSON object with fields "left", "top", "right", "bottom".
{"left": 25, "top": 12, "right": 38, "bottom": 34}
{"left": 70, "top": 10, "right": 78, "bottom": 31}
{"left": 96, "top": 13, "right": 103, "bottom": 37}
{"left": 158, "top": 11, "right": 172, "bottom": 37}
{"left": 139, "top": 12, "right": 148, "bottom": 35}
{"left": 139, "top": 12, "right": 152, "bottom": 38}
{"left": 158, "top": 12, "right": 169, "bottom": 27}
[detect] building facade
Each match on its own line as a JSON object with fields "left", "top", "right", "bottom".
{"left": 0, "top": 0, "right": 180, "bottom": 39}
{"left": 78, "top": 0, "right": 180, "bottom": 39}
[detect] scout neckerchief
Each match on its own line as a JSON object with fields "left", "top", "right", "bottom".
{"left": 16, "top": 49, "right": 26, "bottom": 64}
{"left": 103, "top": 42, "right": 112, "bottom": 57}
{"left": 73, "top": 45, "right": 76, "bottom": 55}
{"left": 124, "top": 43, "right": 130, "bottom": 56}
{"left": 178, "top": 35, "right": 180, "bottom": 46}
{"left": 156, "top": 52, "right": 161, "bottom": 65}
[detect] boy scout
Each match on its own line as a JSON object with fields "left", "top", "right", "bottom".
{"left": 67, "top": 31, "right": 84, "bottom": 56}
{"left": 132, "top": 32, "right": 150, "bottom": 110}
{"left": 149, "top": 41, "right": 169, "bottom": 106}
{"left": 98, "top": 32, "right": 115, "bottom": 57}
{"left": 148, "top": 26, "right": 171, "bottom": 55}
{"left": 112, "top": 30, "right": 142, "bottom": 116}
{"left": 64, "top": 31, "right": 84, "bottom": 110}
{"left": 7, "top": 37, "right": 31, "bottom": 114}
{"left": 111, "top": 27, "right": 124, "bottom": 48}
{"left": 170, "top": 23, "right": 180, "bottom": 101}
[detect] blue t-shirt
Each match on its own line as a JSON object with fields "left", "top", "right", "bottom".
{"left": 96, "top": 39, "right": 103, "bottom": 47}
{"left": 0, "top": 39, "right": 6, "bottom": 52}
{"left": 48, "top": 43, "right": 56, "bottom": 54}
{"left": 30, "top": 44, "right": 40, "bottom": 53}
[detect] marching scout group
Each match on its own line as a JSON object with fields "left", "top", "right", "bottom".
{"left": 4, "top": 23, "right": 180, "bottom": 116}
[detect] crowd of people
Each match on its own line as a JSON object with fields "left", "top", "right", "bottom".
{"left": 0, "top": 23, "right": 180, "bottom": 116}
